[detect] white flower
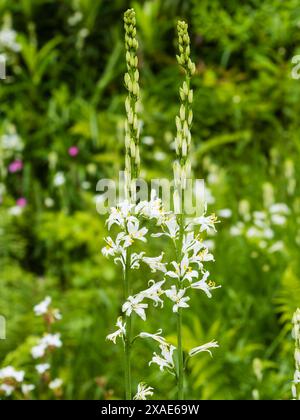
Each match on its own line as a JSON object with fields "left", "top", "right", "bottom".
{"left": 0, "top": 366, "right": 25, "bottom": 382}
{"left": 1, "top": 132, "right": 23, "bottom": 151}
{"left": 31, "top": 333, "right": 62, "bottom": 359}
{"left": 0, "top": 28, "right": 21, "bottom": 52}
{"left": 165, "top": 286, "right": 190, "bottom": 312}
{"left": 8, "top": 206, "right": 23, "bottom": 216}
{"left": 53, "top": 172, "right": 65, "bottom": 187}
{"left": 122, "top": 296, "right": 148, "bottom": 321}
{"left": 191, "top": 271, "right": 220, "bottom": 298}
{"left": 124, "top": 220, "right": 148, "bottom": 246}
{"left": 21, "top": 384, "right": 35, "bottom": 394}
{"left": 35, "top": 363, "right": 50, "bottom": 375}
{"left": 139, "top": 329, "right": 166, "bottom": 345}
{"left": 152, "top": 216, "right": 179, "bottom": 239}
{"left": 137, "top": 280, "right": 165, "bottom": 307}
{"left": 49, "top": 378, "right": 63, "bottom": 390}
{"left": 133, "top": 383, "right": 154, "bottom": 400}
{"left": 189, "top": 340, "right": 219, "bottom": 358}
{"left": 166, "top": 255, "right": 198, "bottom": 283}
{"left": 269, "top": 203, "right": 290, "bottom": 215}
{"left": 191, "top": 213, "right": 218, "bottom": 233}
{"left": 106, "top": 317, "right": 126, "bottom": 344}
{"left": 0, "top": 383, "right": 15, "bottom": 396}
{"left": 136, "top": 190, "right": 166, "bottom": 222}
{"left": 142, "top": 253, "right": 167, "bottom": 273}
{"left": 102, "top": 233, "right": 126, "bottom": 258}
{"left": 271, "top": 214, "right": 287, "bottom": 226}
{"left": 34, "top": 296, "right": 52, "bottom": 316}
{"left": 218, "top": 209, "right": 232, "bottom": 218}
{"left": 130, "top": 252, "right": 167, "bottom": 273}
{"left": 149, "top": 343, "right": 176, "bottom": 372}
{"left": 106, "top": 201, "right": 135, "bottom": 230}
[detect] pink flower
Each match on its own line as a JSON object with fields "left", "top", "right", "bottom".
{"left": 68, "top": 146, "right": 79, "bottom": 157}
{"left": 8, "top": 160, "right": 23, "bottom": 173}
{"left": 16, "top": 197, "right": 27, "bottom": 208}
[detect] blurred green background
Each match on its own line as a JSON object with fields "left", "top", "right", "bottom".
{"left": 1, "top": 0, "right": 300, "bottom": 400}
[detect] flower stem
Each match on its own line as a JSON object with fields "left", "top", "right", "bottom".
{"left": 124, "top": 250, "right": 132, "bottom": 400}
{"left": 177, "top": 308, "right": 184, "bottom": 399}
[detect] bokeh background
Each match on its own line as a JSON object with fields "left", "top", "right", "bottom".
{"left": 1, "top": 0, "right": 300, "bottom": 400}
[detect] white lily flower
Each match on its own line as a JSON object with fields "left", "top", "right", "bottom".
{"left": 0, "top": 383, "right": 15, "bottom": 396}
{"left": 165, "top": 286, "right": 190, "bottom": 312}
{"left": 34, "top": 296, "right": 52, "bottom": 316}
{"left": 142, "top": 253, "right": 167, "bottom": 273}
{"left": 189, "top": 340, "right": 219, "bottom": 358}
{"left": 136, "top": 190, "right": 166, "bottom": 222}
{"left": 102, "top": 233, "right": 126, "bottom": 257}
{"left": 133, "top": 383, "right": 154, "bottom": 400}
{"left": 106, "top": 201, "right": 135, "bottom": 230}
{"left": 139, "top": 329, "right": 166, "bottom": 345}
{"left": 152, "top": 216, "right": 179, "bottom": 239}
{"left": 166, "top": 255, "right": 198, "bottom": 283}
{"left": 106, "top": 317, "right": 126, "bottom": 344}
{"left": 0, "top": 366, "right": 25, "bottom": 382}
{"left": 137, "top": 280, "right": 165, "bottom": 307}
{"left": 35, "top": 363, "right": 50, "bottom": 375}
{"left": 123, "top": 220, "right": 148, "bottom": 247}
{"left": 22, "top": 384, "right": 35, "bottom": 394}
{"left": 122, "top": 296, "right": 148, "bottom": 321}
{"left": 149, "top": 343, "right": 176, "bottom": 372}
{"left": 191, "top": 213, "right": 218, "bottom": 233}
{"left": 49, "top": 378, "right": 63, "bottom": 390}
{"left": 191, "top": 271, "right": 220, "bottom": 298}
{"left": 31, "top": 333, "right": 62, "bottom": 359}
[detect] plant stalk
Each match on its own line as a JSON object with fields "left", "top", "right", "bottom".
{"left": 124, "top": 250, "right": 132, "bottom": 400}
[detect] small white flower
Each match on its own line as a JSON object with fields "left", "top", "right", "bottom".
{"left": 191, "top": 213, "right": 218, "bottom": 233}
{"left": 35, "top": 363, "right": 50, "bottom": 375}
{"left": 142, "top": 253, "right": 167, "bottom": 273}
{"left": 49, "top": 378, "right": 63, "bottom": 390}
{"left": 218, "top": 209, "right": 232, "bottom": 218}
{"left": 166, "top": 255, "right": 198, "bottom": 283}
{"left": 152, "top": 216, "right": 179, "bottom": 239}
{"left": 269, "top": 203, "right": 290, "bottom": 215}
{"left": 31, "top": 333, "right": 62, "bottom": 359}
{"left": 124, "top": 220, "right": 148, "bottom": 246}
{"left": 106, "top": 317, "right": 126, "bottom": 344}
{"left": 122, "top": 296, "right": 148, "bottom": 321}
{"left": 191, "top": 271, "right": 220, "bottom": 298}
{"left": 0, "top": 28, "right": 21, "bottom": 52}
{"left": 189, "top": 340, "right": 219, "bottom": 358}
{"left": 0, "top": 383, "right": 15, "bottom": 396}
{"left": 133, "top": 383, "right": 154, "bottom": 400}
{"left": 149, "top": 344, "right": 176, "bottom": 372}
{"left": 8, "top": 206, "right": 23, "bottom": 216}
{"left": 21, "top": 384, "right": 35, "bottom": 394}
{"left": 271, "top": 214, "right": 287, "bottom": 226}
{"left": 165, "top": 286, "right": 190, "bottom": 312}
{"left": 34, "top": 296, "right": 52, "bottom": 316}
{"left": 139, "top": 329, "right": 166, "bottom": 345}
{"left": 53, "top": 172, "right": 65, "bottom": 187}
{"left": 0, "top": 366, "right": 25, "bottom": 382}
{"left": 137, "top": 280, "right": 165, "bottom": 307}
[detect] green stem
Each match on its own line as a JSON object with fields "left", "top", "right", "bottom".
{"left": 177, "top": 200, "right": 185, "bottom": 399}
{"left": 177, "top": 308, "right": 184, "bottom": 399}
{"left": 124, "top": 251, "right": 132, "bottom": 400}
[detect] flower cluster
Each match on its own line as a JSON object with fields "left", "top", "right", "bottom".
{"left": 124, "top": 8, "right": 141, "bottom": 187}
{"left": 102, "top": 10, "right": 220, "bottom": 401}
{"left": 0, "top": 297, "right": 63, "bottom": 400}
{"left": 31, "top": 296, "right": 63, "bottom": 398}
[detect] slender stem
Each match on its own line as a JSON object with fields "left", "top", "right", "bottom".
{"left": 176, "top": 201, "right": 185, "bottom": 399}
{"left": 124, "top": 250, "right": 132, "bottom": 400}
{"left": 177, "top": 308, "right": 184, "bottom": 399}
